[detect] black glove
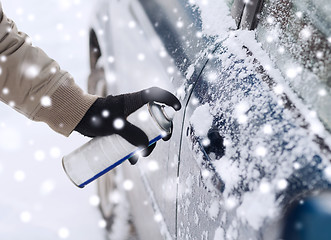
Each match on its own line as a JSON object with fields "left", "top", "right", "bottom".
{"left": 74, "top": 87, "right": 181, "bottom": 164}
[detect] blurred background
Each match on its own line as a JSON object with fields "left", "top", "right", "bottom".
{"left": 0, "top": 0, "right": 106, "bottom": 239}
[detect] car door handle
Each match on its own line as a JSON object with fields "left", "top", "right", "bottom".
{"left": 203, "top": 127, "right": 225, "bottom": 159}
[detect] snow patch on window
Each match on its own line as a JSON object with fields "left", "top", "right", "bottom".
{"left": 190, "top": 104, "right": 213, "bottom": 137}
{"left": 193, "top": 0, "right": 236, "bottom": 37}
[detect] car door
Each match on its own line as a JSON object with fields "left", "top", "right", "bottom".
{"left": 106, "top": 0, "right": 216, "bottom": 238}
{"left": 177, "top": 1, "right": 331, "bottom": 240}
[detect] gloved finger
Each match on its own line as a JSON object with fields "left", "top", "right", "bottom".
{"left": 128, "top": 142, "right": 156, "bottom": 165}
{"left": 141, "top": 142, "right": 157, "bottom": 157}
{"left": 142, "top": 87, "right": 181, "bottom": 111}
{"left": 128, "top": 155, "right": 139, "bottom": 165}
{"left": 123, "top": 87, "right": 181, "bottom": 116}
{"left": 117, "top": 120, "right": 149, "bottom": 148}
{"left": 162, "top": 132, "right": 172, "bottom": 141}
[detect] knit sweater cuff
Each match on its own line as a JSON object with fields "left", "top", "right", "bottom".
{"left": 33, "top": 75, "right": 98, "bottom": 137}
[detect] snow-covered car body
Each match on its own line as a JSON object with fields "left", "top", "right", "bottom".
{"left": 88, "top": 0, "right": 331, "bottom": 239}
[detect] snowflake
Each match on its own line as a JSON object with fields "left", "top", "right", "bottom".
{"left": 273, "top": 84, "right": 284, "bottom": 95}
{"left": 56, "top": 23, "right": 64, "bottom": 31}
{"left": 58, "top": 227, "right": 70, "bottom": 239}
{"left": 318, "top": 88, "right": 327, "bottom": 96}
{"left": 14, "top": 170, "right": 26, "bottom": 182}
{"left": 207, "top": 72, "right": 217, "bottom": 82}
{"left": 148, "top": 160, "right": 159, "bottom": 171}
{"left": 255, "top": 146, "right": 267, "bottom": 157}
{"left": 89, "top": 195, "right": 100, "bottom": 206}
{"left": 98, "top": 219, "right": 107, "bottom": 228}
{"left": 277, "top": 179, "right": 288, "bottom": 190}
{"left": 102, "top": 110, "right": 110, "bottom": 118}
{"left": 300, "top": 27, "right": 312, "bottom": 39}
{"left": 137, "top": 53, "right": 145, "bottom": 61}
{"left": 278, "top": 46, "right": 285, "bottom": 54}
{"left": 24, "top": 65, "right": 40, "bottom": 79}
{"left": 154, "top": 212, "right": 163, "bottom": 222}
{"left": 27, "top": 14, "right": 35, "bottom": 22}
{"left": 176, "top": 20, "right": 184, "bottom": 28}
{"left": 123, "top": 179, "right": 134, "bottom": 191}
{"left": 167, "top": 66, "right": 175, "bottom": 74}
{"left": 20, "top": 211, "right": 32, "bottom": 223}
{"left": 107, "top": 56, "right": 115, "bottom": 63}
{"left": 316, "top": 51, "right": 323, "bottom": 59}
{"left": 2, "top": 87, "right": 9, "bottom": 95}
{"left": 159, "top": 50, "right": 167, "bottom": 58}
{"left": 34, "top": 150, "right": 45, "bottom": 161}
{"left": 113, "top": 118, "right": 125, "bottom": 130}
{"left": 128, "top": 21, "right": 136, "bottom": 28}
{"left": 259, "top": 181, "right": 271, "bottom": 193}
{"left": 0, "top": 56, "right": 7, "bottom": 62}
{"left": 41, "top": 96, "right": 52, "bottom": 107}
{"left": 138, "top": 110, "right": 149, "bottom": 122}
{"left": 40, "top": 180, "right": 56, "bottom": 195}
{"left": 263, "top": 124, "right": 273, "bottom": 134}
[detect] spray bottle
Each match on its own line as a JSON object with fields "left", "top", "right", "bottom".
{"left": 62, "top": 102, "right": 175, "bottom": 188}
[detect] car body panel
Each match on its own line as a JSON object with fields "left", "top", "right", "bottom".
{"left": 178, "top": 36, "right": 331, "bottom": 239}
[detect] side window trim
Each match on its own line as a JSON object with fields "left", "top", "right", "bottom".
{"left": 231, "top": 0, "right": 264, "bottom": 30}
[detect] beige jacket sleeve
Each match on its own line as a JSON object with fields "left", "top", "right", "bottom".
{"left": 0, "top": 4, "right": 98, "bottom": 136}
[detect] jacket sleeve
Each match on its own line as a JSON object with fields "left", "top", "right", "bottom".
{"left": 0, "top": 5, "right": 98, "bottom": 136}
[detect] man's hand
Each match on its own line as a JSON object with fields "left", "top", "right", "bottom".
{"left": 74, "top": 87, "right": 181, "bottom": 164}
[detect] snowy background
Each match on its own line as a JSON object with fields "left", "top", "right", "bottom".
{"left": 0, "top": 0, "right": 107, "bottom": 239}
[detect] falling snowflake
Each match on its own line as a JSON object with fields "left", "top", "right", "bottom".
{"left": 273, "top": 84, "right": 284, "bottom": 95}
{"left": 107, "top": 56, "right": 115, "bottom": 63}
{"left": 24, "top": 65, "right": 40, "bottom": 79}
{"left": 2, "top": 87, "right": 9, "bottom": 95}
{"left": 202, "top": 137, "right": 210, "bottom": 147}
{"left": 89, "top": 195, "right": 100, "bottom": 206}
{"left": 40, "top": 180, "right": 56, "bottom": 195}
{"left": 176, "top": 20, "right": 184, "bottom": 28}
{"left": 123, "top": 179, "right": 134, "bottom": 191}
{"left": 318, "top": 88, "right": 327, "bottom": 97}
{"left": 113, "top": 118, "right": 125, "bottom": 130}
{"left": 159, "top": 50, "right": 167, "bottom": 58}
{"left": 102, "top": 15, "right": 109, "bottom": 22}
{"left": 137, "top": 53, "right": 145, "bottom": 61}
{"left": 154, "top": 212, "right": 163, "bottom": 222}
{"left": 34, "top": 150, "right": 45, "bottom": 161}
{"left": 98, "top": 219, "right": 107, "bottom": 228}
{"left": 128, "top": 21, "right": 136, "bottom": 28}
{"left": 14, "top": 170, "right": 26, "bottom": 182}
{"left": 101, "top": 110, "right": 110, "bottom": 118}
{"left": 50, "top": 147, "right": 61, "bottom": 158}
{"left": 299, "top": 26, "right": 312, "bottom": 39}
{"left": 259, "top": 182, "right": 271, "bottom": 193}
{"left": 255, "top": 146, "right": 267, "bottom": 157}
{"left": 263, "top": 124, "right": 273, "bottom": 135}
{"left": 138, "top": 110, "right": 149, "bottom": 122}
{"left": 41, "top": 96, "right": 52, "bottom": 107}
{"left": 278, "top": 46, "right": 285, "bottom": 54}
{"left": 147, "top": 160, "right": 159, "bottom": 171}
{"left": 277, "top": 179, "right": 288, "bottom": 190}
{"left": 20, "top": 211, "right": 32, "bottom": 223}
{"left": 207, "top": 72, "right": 217, "bottom": 82}
{"left": 0, "top": 56, "right": 7, "bottom": 62}
{"left": 58, "top": 227, "right": 70, "bottom": 239}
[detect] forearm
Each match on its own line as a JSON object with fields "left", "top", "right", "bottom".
{"left": 0, "top": 4, "right": 97, "bottom": 136}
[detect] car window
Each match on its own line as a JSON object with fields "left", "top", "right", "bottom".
{"left": 256, "top": 0, "right": 331, "bottom": 132}
{"left": 137, "top": 0, "right": 213, "bottom": 74}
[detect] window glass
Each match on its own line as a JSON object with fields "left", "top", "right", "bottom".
{"left": 256, "top": 0, "right": 331, "bottom": 131}
{"left": 293, "top": 0, "right": 331, "bottom": 37}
